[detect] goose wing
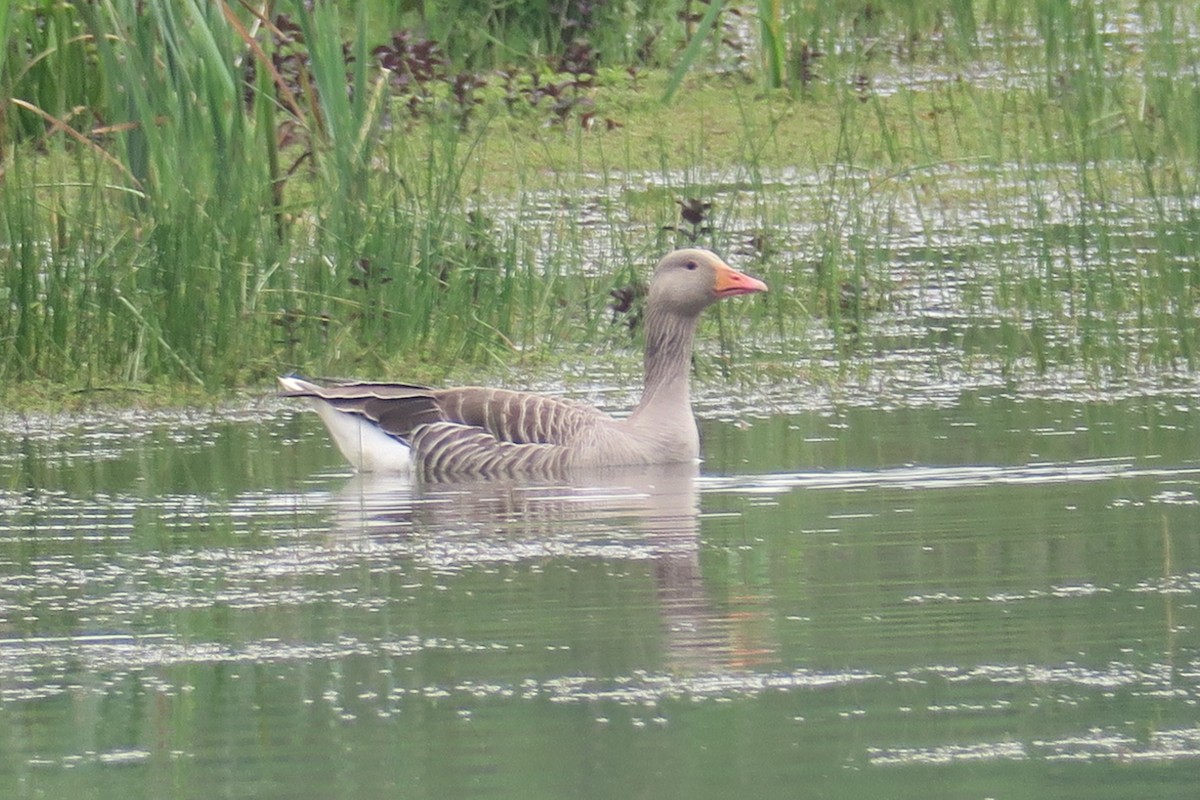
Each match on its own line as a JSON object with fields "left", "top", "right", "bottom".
{"left": 277, "top": 380, "right": 442, "bottom": 437}
{"left": 427, "top": 387, "right": 607, "bottom": 445}
{"left": 278, "top": 378, "right": 609, "bottom": 476}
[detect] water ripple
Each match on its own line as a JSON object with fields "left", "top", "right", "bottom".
{"left": 702, "top": 460, "right": 1200, "bottom": 494}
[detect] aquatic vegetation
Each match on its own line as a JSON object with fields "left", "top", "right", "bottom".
{"left": 1, "top": 1, "right": 1199, "bottom": 402}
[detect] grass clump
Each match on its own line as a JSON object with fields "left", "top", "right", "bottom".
{"left": 0, "top": 1, "right": 596, "bottom": 393}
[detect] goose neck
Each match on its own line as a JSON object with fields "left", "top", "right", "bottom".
{"left": 632, "top": 305, "right": 698, "bottom": 417}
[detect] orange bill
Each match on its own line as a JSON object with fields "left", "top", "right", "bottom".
{"left": 713, "top": 261, "right": 769, "bottom": 297}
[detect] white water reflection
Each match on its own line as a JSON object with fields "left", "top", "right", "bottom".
{"left": 869, "top": 725, "right": 1200, "bottom": 765}
{"left": 702, "top": 459, "right": 1200, "bottom": 493}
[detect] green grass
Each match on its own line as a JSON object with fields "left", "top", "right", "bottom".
{"left": 2, "top": 0, "right": 1200, "bottom": 408}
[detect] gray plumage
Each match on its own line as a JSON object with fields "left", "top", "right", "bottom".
{"left": 279, "top": 249, "right": 767, "bottom": 478}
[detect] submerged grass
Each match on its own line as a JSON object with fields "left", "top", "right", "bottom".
{"left": 2, "top": 1, "right": 1200, "bottom": 407}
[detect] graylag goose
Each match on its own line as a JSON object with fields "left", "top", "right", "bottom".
{"left": 279, "top": 248, "right": 767, "bottom": 477}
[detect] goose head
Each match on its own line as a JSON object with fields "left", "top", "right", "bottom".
{"left": 647, "top": 248, "right": 768, "bottom": 319}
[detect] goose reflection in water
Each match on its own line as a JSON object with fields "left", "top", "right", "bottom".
{"left": 323, "top": 463, "right": 776, "bottom": 672}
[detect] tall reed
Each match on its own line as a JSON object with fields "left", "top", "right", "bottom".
{"left": 0, "top": 0, "right": 586, "bottom": 389}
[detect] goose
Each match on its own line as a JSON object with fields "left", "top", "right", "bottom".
{"left": 279, "top": 248, "right": 767, "bottom": 477}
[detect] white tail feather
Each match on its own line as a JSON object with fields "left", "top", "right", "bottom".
{"left": 279, "top": 376, "right": 413, "bottom": 473}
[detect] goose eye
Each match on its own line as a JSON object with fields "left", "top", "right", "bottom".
{"left": 685, "top": 260, "right": 698, "bottom": 270}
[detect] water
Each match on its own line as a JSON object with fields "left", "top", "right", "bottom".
{"left": 1, "top": 388, "right": 1197, "bottom": 799}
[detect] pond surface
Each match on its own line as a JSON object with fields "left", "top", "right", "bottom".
{"left": 1, "top": 386, "right": 1198, "bottom": 799}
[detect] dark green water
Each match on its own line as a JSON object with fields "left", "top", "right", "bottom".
{"left": 1, "top": 390, "right": 1198, "bottom": 799}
